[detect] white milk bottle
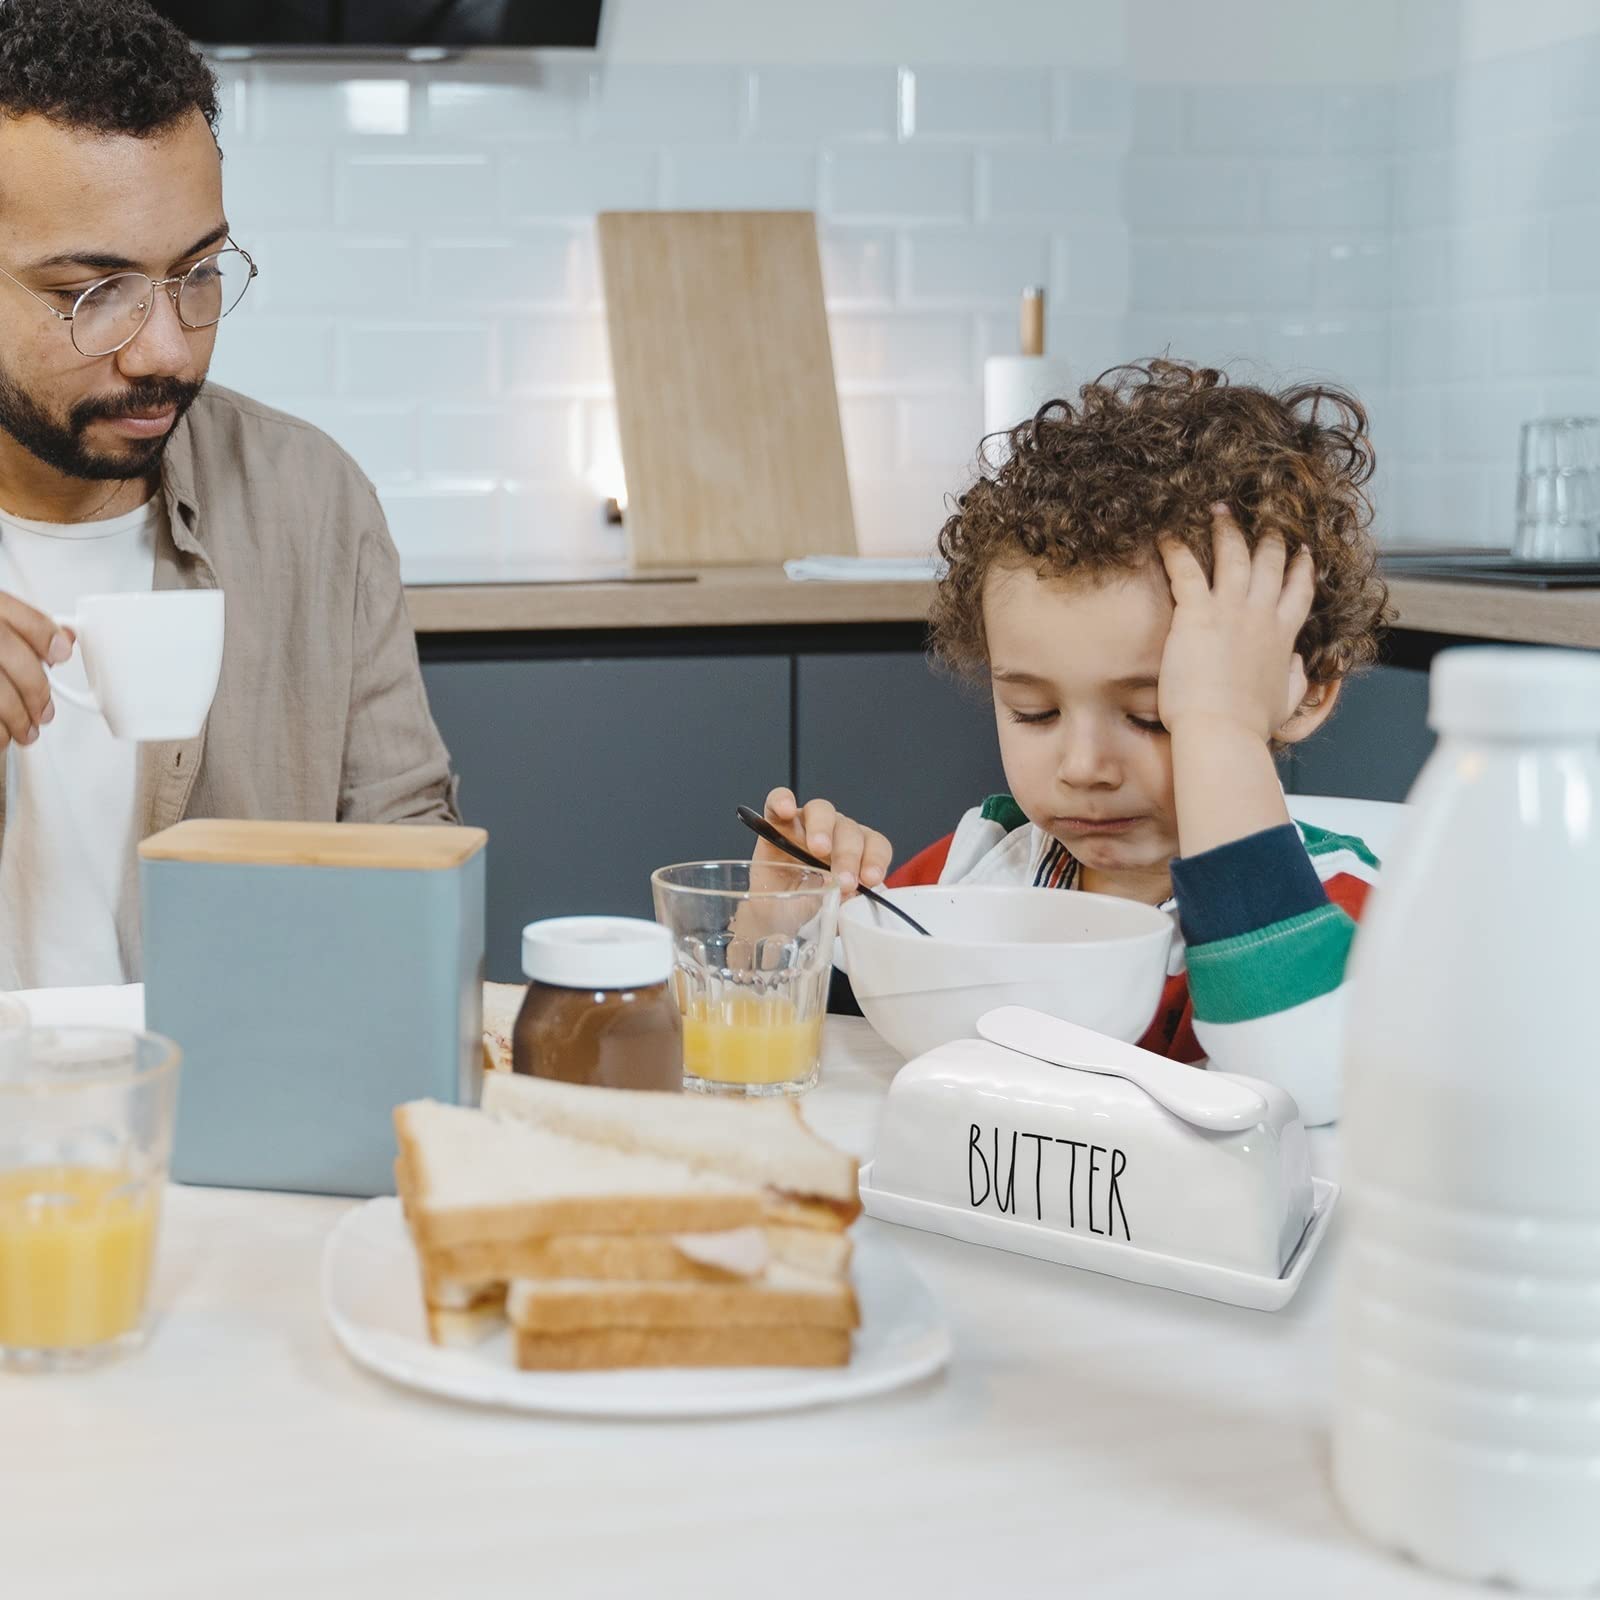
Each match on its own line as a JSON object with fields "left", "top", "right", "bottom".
{"left": 1333, "top": 646, "right": 1600, "bottom": 1593}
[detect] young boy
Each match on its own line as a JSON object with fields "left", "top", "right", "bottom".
{"left": 758, "top": 360, "right": 1390, "bottom": 1116}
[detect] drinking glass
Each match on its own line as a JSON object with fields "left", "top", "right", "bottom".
{"left": 651, "top": 861, "right": 840, "bottom": 1096}
{"left": 1516, "top": 417, "right": 1600, "bottom": 561}
{"left": 0, "top": 1027, "right": 181, "bottom": 1371}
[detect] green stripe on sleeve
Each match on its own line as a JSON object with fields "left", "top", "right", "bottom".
{"left": 1185, "top": 903, "right": 1356, "bottom": 1025}
{"left": 1295, "top": 819, "right": 1381, "bottom": 870}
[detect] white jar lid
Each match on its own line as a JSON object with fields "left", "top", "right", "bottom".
{"left": 521, "top": 916, "right": 674, "bottom": 990}
{"left": 1430, "top": 646, "right": 1600, "bottom": 739}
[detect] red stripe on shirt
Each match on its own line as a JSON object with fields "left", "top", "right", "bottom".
{"left": 887, "top": 834, "right": 954, "bottom": 888}
{"left": 1322, "top": 870, "right": 1371, "bottom": 921}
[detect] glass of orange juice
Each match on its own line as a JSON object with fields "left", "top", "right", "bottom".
{"left": 652, "top": 861, "right": 840, "bottom": 1096}
{"left": 0, "top": 1022, "right": 181, "bottom": 1371}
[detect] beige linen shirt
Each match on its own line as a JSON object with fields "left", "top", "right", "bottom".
{"left": 0, "top": 384, "right": 459, "bottom": 983}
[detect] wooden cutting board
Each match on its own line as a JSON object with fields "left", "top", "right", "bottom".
{"left": 597, "top": 211, "right": 857, "bottom": 568}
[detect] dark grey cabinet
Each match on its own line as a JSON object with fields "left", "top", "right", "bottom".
{"left": 422, "top": 655, "right": 790, "bottom": 981}
{"left": 1285, "top": 663, "right": 1435, "bottom": 802}
{"left": 794, "top": 652, "right": 1009, "bottom": 865}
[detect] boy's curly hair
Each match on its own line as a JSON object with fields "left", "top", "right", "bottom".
{"left": 0, "top": 0, "right": 219, "bottom": 138}
{"left": 931, "top": 359, "right": 1390, "bottom": 684}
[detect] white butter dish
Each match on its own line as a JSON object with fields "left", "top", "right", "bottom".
{"left": 859, "top": 1009, "right": 1338, "bottom": 1311}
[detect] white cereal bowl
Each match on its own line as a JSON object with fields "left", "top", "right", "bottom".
{"left": 837, "top": 886, "right": 1174, "bottom": 1060}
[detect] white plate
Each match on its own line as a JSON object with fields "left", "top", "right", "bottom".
{"left": 859, "top": 1165, "right": 1338, "bottom": 1313}
{"left": 321, "top": 1198, "right": 952, "bottom": 1419}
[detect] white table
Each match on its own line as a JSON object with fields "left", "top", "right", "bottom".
{"left": 4, "top": 1020, "right": 1472, "bottom": 1600}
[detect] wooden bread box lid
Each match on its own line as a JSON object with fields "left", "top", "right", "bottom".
{"left": 139, "top": 819, "right": 488, "bottom": 871}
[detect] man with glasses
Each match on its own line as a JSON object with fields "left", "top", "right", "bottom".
{"left": 0, "top": 0, "right": 459, "bottom": 988}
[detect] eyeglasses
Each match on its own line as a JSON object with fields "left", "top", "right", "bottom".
{"left": 0, "top": 242, "right": 259, "bottom": 358}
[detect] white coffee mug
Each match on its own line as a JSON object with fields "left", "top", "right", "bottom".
{"left": 46, "top": 590, "right": 225, "bottom": 742}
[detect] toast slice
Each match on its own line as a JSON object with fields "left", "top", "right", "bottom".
{"left": 422, "top": 1229, "right": 764, "bottom": 1295}
{"left": 393, "top": 1100, "right": 765, "bottom": 1249}
{"left": 418, "top": 1221, "right": 853, "bottom": 1302}
{"left": 515, "top": 1325, "right": 851, "bottom": 1371}
{"left": 424, "top": 1289, "right": 508, "bottom": 1348}
{"left": 480, "top": 1071, "right": 860, "bottom": 1217}
{"left": 506, "top": 1265, "right": 860, "bottom": 1335}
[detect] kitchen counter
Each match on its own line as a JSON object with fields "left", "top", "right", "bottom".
{"left": 404, "top": 566, "right": 1600, "bottom": 648}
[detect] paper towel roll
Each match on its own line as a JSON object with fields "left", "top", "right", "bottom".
{"left": 984, "top": 355, "right": 1073, "bottom": 440}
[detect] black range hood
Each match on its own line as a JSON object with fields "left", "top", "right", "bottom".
{"left": 156, "top": 2, "right": 603, "bottom": 52}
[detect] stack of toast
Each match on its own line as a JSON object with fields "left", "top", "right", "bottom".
{"left": 480, "top": 981, "right": 523, "bottom": 1076}
{"left": 393, "top": 1073, "right": 861, "bottom": 1370}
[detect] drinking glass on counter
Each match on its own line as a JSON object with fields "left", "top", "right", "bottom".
{"left": 651, "top": 861, "right": 840, "bottom": 1095}
{"left": 0, "top": 1025, "right": 181, "bottom": 1371}
{"left": 1516, "top": 416, "right": 1600, "bottom": 561}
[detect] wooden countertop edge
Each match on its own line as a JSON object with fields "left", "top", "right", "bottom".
{"left": 403, "top": 569, "right": 1600, "bottom": 650}
{"left": 403, "top": 570, "right": 936, "bottom": 633}
{"left": 1383, "top": 576, "right": 1600, "bottom": 650}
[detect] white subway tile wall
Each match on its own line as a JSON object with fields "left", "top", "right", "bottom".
{"left": 1122, "top": 75, "right": 1403, "bottom": 539}
{"left": 209, "top": 58, "right": 1120, "bottom": 562}
{"left": 1386, "top": 41, "right": 1600, "bottom": 545}
{"left": 204, "top": 49, "right": 1599, "bottom": 567}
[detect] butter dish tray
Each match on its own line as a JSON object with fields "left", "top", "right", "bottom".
{"left": 858, "top": 1007, "right": 1339, "bottom": 1312}
{"left": 861, "top": 1165, "right": 1337, "bottom": 1312}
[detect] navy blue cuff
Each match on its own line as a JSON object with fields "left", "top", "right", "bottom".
{"left": 1169, "top": 824, "right": 1329, "bottom": 947}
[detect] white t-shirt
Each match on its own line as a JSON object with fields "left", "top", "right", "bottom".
{"left": 0, "top": 498, "right": 162, "bottom": 989}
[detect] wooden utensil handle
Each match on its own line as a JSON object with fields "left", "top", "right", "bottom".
{"left": 1020, "top": 287, "right": 1045, "bottom": 358}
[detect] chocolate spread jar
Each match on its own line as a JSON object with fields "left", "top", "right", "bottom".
{"left": 512, "top": 916, "right": 683, "bottom": 1092}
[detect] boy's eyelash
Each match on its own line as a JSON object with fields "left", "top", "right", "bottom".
{"left": 1007, "top": 709, "right": 1167, "bottom": 733}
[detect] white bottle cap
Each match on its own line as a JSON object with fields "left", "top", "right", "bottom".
{"left": 1430, "top": 646, "right": 1600, "bottom": 739}
{"left": 521, "top": 916, "right": 675, "bottom": 990}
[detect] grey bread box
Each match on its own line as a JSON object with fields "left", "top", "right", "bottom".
{"left": 141, "top": 819, "right": 487, "bottom": 1197}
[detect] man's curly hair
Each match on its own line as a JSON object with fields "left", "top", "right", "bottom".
{"left": 0, "top": 0, "right": 218, "bottom": 138}
{"left": 931, "top": 360, "right": 1390, "bottom": 685}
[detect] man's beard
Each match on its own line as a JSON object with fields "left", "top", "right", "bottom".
{"left": 0, "top": 367, "right": 204, "bottom": 480}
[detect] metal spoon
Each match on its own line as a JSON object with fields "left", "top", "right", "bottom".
{"left": 736, "top": 805, "right": 932, "bottom": 937}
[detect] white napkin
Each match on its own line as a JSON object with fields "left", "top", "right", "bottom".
{"left": 783, "top": 555, "right": 944, "bottom": 582}
{"left": 12, "top": 984, "right": 146, "bottom": 1030}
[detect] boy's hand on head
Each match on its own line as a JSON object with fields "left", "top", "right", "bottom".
{"left": 756, "top": 787, "right": 894, "bottom": 898}
{"left": 1156, "top": 503, "right": 1315, "bottom": 744}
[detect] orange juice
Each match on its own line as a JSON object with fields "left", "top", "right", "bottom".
{"left": 681, "top": 995, "right": 823, "bottom": 1087}
{"left": 0, "top": 1166, "right": 159, "bottom": 1350}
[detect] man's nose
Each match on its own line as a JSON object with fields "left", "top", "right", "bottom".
{"left": 114, "top": 281, "right": 191, "bottom": 379}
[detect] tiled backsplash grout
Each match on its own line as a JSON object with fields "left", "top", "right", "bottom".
{"left": 204, "top": 50, "right": 1600, "bottom": 565}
